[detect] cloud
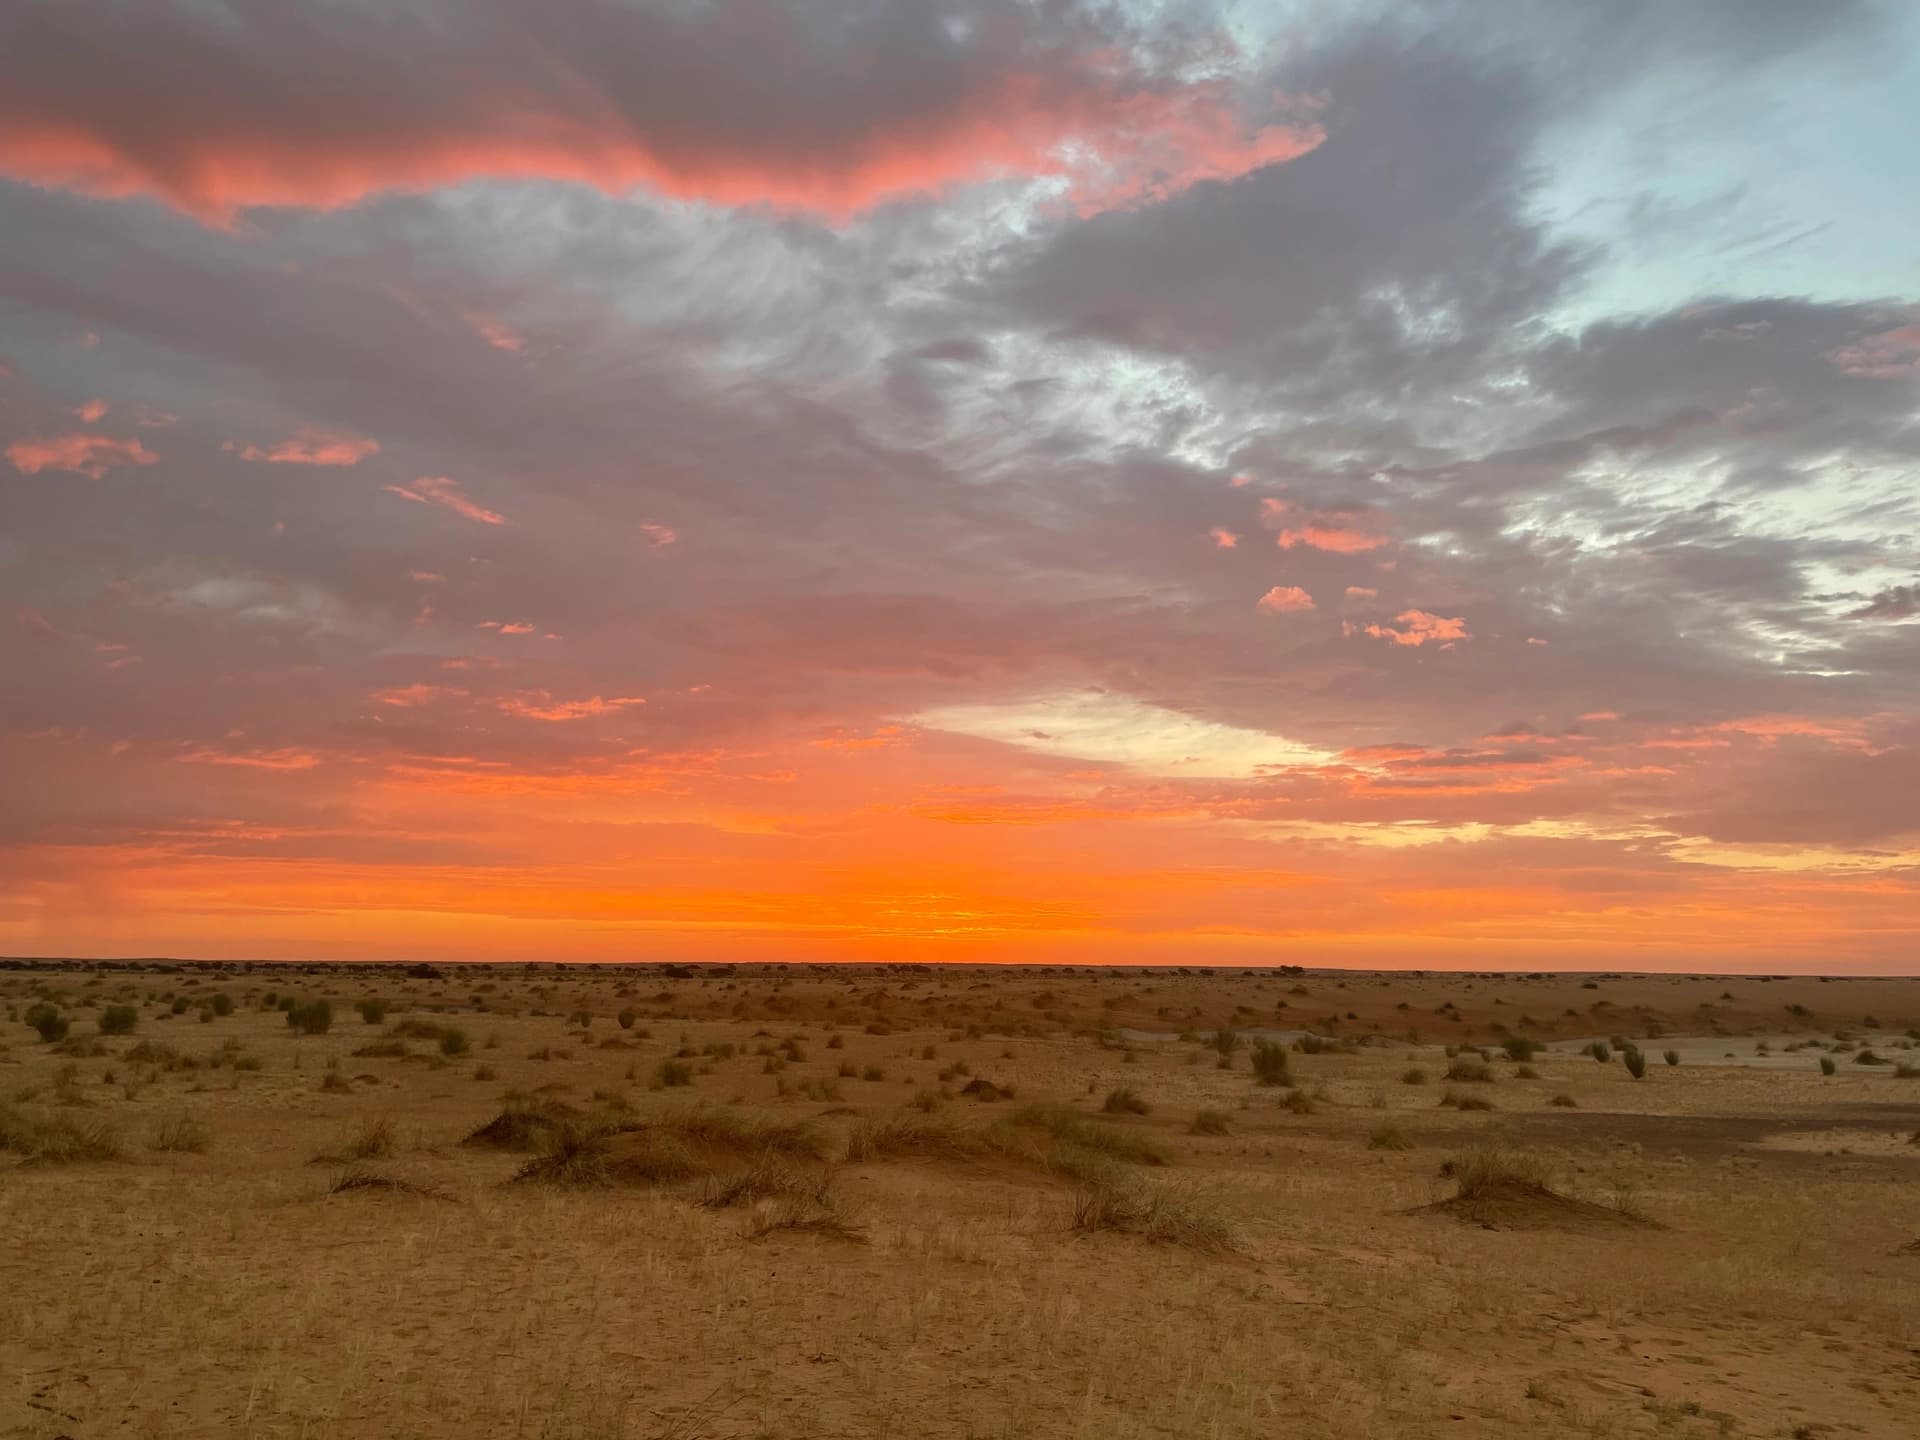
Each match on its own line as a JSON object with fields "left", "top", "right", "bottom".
{"left": 1256, "top": 585, "right": 1315, "bottom": 614}
{"left": 6, "top": 431, "right": 157, "bottom": 478}
{"left": 1847, "top": 585, "right": 1918, "bottom": 621}
{"left": 0, "top": 0, "right": 1320, "bottom": 225}
{"left": 1362, "top": 610, "right": 1470, "bottom": 647}
{"left": 384, "top": 475, "right": 506, "bottom": 525}
{"left": 1209, "top": 527, "right": 1238, "bottom": 548}
{"left": 230, "top": 426, "right": 379, "bottom": 466}
{"left": 73, "top": 397, "right": 106, "bottom": 423}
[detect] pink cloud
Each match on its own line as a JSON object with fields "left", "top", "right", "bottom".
{"left": 641, "top": 521, "right": 678, "bottom": 547}
{"left": 463, "top": 312, "right": 525, "bottom": 352}
{"left": 1258, "top": 497, "right": 1388, "bottom": 554}
{"left": 1363, "top": 610, "right": 1470, "bottom": 647}
{"left": 0, "top": 12, "right": 1321, "bottom": 226}
{"left": 1343, "top": 585, "right": 1378, "bottom": 599}
{"left": 479, "top": 620, "right": 537, "bottom": 635}
{"left": 1827, "top": 319, "right": 1920, "bottom": 378}
{"left": 385, "top": 475, "right": 507, "bottom": 525}
{"left": 6, "top": 432, "right": 158, "bottom": 479}
{"left": 74, "top": 398, "right": 107, "bottom": 423}
{"left": 1256, "top": 585, "right": 1315, "bottom": 615}
{"left": 371, "top": 683, "right": 465, "bottom": 708}
{"left": 1209, "top": 527, "right": 1238, "bottom": 549}
{"left": 229, "top": 426, "right": 379, "bottom": 466}
{"left": 498, "top": 692, "right": 647, "bottom": 722}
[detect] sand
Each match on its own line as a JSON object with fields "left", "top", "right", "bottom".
{"left": 3, "top": 960, "right": 1918, "bottom": 1438}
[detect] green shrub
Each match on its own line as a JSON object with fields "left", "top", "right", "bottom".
{"left": 654, "top": 1059, "right": 694, "bottom": 1088}
{"left": 1622, "top": 1046, "right": 1647, "bottom": 1080}
{"left": 438, "top": 1026, "right": 470, "bottom": 1057}
{"left": 287, "top": 999, "right": 333, "bottom": 1035}
{"left": 209, "top": 993, "right": 234, "bottom": 1017}
{"left": 356, "top": 999, "right": 390, "bottom": 1025}
{"left": 1501, "top": 1035, "right": 1538, "bottom": 1062}
{"left": 1819, "top": 1056, "right": 1837, "bottom": 1076}
{"left": 27, "top": 1004, "right": 68, "bottom": 1043}
{"left": 98, "top": 1004, "right": 138, "bottom": 1036}
{"left": 1249, "top": 1039, "right": 1292, "bottom": 1087}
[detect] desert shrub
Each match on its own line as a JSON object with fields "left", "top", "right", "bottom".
{"left": 1102, "top": 1087, "right": 1150, "bottom": 1116}
{"left": 1855, "top": 1049, "right": 1889, "bottom": 1066}
{"left": 861, "top": 1065, "right": 885, "bottom": 1081}
{"left": 1663, "top": 1049, "right": 1681, "bottom": 1067}
{"left": 286, "top": 999, "right": 333, "bottom": 1036}
{"left": 1189, "top": 1109, "right": 1232, "bottom": 1136}
{"left": 209, "top": 993, "right": 233, "bottom": 1017}
{"left": 356, "top": 999, "right": 390, "bottom": 1025}
{"left": 1401, "top": 1067, "right": 1428, "bottom": 1085}
{"left": 353, "top": 1040, "right": 411, "bottom": 1058}
{"left": 1501, "top": 1035, "right": 1538, "bottom": 1062}
{"left": 1622, "top": 1046, "right": 1647, "bottom": 1079}
{"left": 438, "top": 1026, "right": 470, "bottom": 1057}
{"left": 617, "top": 1007, "right": 638, "bottom": 1029}
{"left": 1210, "top": 1029, "right": 1242, "bottom": 1058}
{"left": 654, "top": 1059, "right": 694, "bottom": 1088}
{"left": 1819, "top": 1056, "right": 1837, "bottom": 1075}
{"left": 319, "top": 1071, "right": 352, "bottom": 1094}
{"left": 0, "top": 1104, "right": 121, "bottom": 1163}
{"left": 1002, "top": 1105, "right": 1167, "bottom": 1167}
{"left": 744, "top": 1187, "right": 866, "bottom": 1242}
{"left": 1587, "top": 1040, "right": 1611, "bottom": 1063}
{"left": 1368, "top": 1123, "right": 1411, "bottom": 1151}
{"left": 1550, "top": 1093, "right": 1578, "bottom": 1107}
{"left": 1070, "top": 1171, "right": 1237, "bottom": 1253}
{"left": 1445, "top": 1057, "right": 1494, "bottom": 1083}
{"left": 170, "top": 996, "right": 191, "bottom": 1015}
{"left": 98, "top": 1004, "right": 138, "bottom": 1036}
{"left": 27, "top": 1004, "right": 69, "bottom": 1043}
{"left": 149, "top": 1113, "right": 211, "bottom": 1153}
{"left": 1249, "top": 1040, "right": 1292, "bottom": 1087}
{"left": 1440, "top": 1088, "right": 1494, "bottom": 1111}
{"left": 1514, "top": 1064, "right": 1540, "bottom": 1080}
{"left": 315, "top": 1115, "right": 397, "bottom": 1162}
{"left": 1442, "top": 1144, "right": 1550, "bottom": 1198}
{"left": 699, "top": 1155, "right": 830, "bottom": 1211}
{"left": 1281, "top": 1090, "right": 1315, "bottom": 1114}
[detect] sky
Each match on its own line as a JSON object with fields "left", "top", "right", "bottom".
{"left": 2, "top": 0, "right": 1917, "bottom": 971}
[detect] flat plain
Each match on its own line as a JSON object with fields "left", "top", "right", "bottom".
{"left": 3, "top": 961, "right": 1918, "bottom": 1440}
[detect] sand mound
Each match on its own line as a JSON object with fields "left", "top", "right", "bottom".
{"left": 463, "top": 1099, "right": 585, "bottom": 1150}
{"left": 1413, "top": 1178, "right": 1660, "bottom": 1233}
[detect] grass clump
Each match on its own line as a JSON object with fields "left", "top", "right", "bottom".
{"left": 1070, "top": 1170, "right": 1238, "bottom": 1253}
{"left": 1368, "top": 1123, "right": 1412, "bottom": 1151}
{"left": 286, "top": 999, "right": 333, "bottom": 1036}
{"left": 98, "top": 1004, "right": 139, "bottom": 1036}
{"left": 1101, "top": 1086, "right": 1150, "bottom": 1116}
{"left": 149, "top": 1113, "right": 212, "bottom": 1153}
{"left": 653, "top": 1059, "right": 695, "bottom": 1088}
{"left": 1189, "top": 1109, "right": 1232, "bottom": 1136}
{"left": 355, "top": 999, "right": 390, "bottom": 1025}
{"left": 1249, "top": 1039, "right": 1292, "bottom": 1087}
{"left": 1440, "top": 1088, "right": 1495, "bottom": 1111}
{"left": 0, "top": 1104, "right": 121, "bottom": 1163}
{"left": 1400, "top": 1066, "right": 1428, "bottom": 1086}
{"left": 1444, "top": 1057, "right": 1494, "bottom": 1083}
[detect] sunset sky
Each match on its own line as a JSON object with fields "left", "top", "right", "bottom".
{"left": 2, "top": 0, "right": 1917, "bottom": 970}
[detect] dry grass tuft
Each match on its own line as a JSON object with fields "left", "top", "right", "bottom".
{"left": 325, "top": 1165, "right": 451, "bottom": 1200}
{"left": 0, "top": 1104, "right": 121, "bottom": 1164}
{"left": 1070, "top": 1168, "right": 1239, "bottom": 1253}
{"left": 148, "top": 1113, "right": 212, "bottom": 1154}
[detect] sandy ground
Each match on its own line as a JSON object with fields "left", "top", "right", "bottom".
{"left": 3, "top": 960, "right": 1919, "bottom": 1440}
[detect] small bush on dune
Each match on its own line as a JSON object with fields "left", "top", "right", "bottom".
{"left": 1441, "top": 1144, "right": 1550, "bottom": 1199}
